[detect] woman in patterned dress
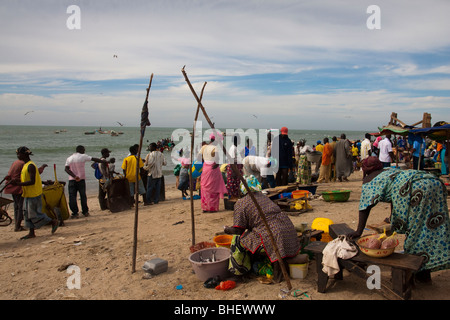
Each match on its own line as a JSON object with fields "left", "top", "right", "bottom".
{"left": 349, "top": 156, "right": 449, "bottom": 282}
{"left": 224, "top": 177, "right": 300, "bottom": 277}
{"left": 226, "top": 134, "right": 244, "bottom": 200}
{"left": 296, "top": 139, "right": 313, "bottom": 185}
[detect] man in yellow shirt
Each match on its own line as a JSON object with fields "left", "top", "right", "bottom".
{"left": 122, "top": 144, "right": 147, "bottom": 205}
{"left": 10, "top": 147, "right": 58, "bottom": 239}
{"left": 315, "top": 140, "right": 324, "bottom": 174}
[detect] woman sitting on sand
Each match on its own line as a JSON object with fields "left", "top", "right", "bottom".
{"left": 348, "top": 156, "right": 450, "bottom": 282}
{"left": 224, "top": 176, "right": 301, "bottom": 279}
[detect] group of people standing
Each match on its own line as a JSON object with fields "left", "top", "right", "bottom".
{"left": 101, "top": 143, "right": 167, "bottom": 208}
{"left": 296, "top": 133, "right": 356, "bottom": 184}
{"left": 2, "top": 142, "right": 168, "bottom": 240}
{"left": 188, "top": 128, "right": 360, "bottom": 214}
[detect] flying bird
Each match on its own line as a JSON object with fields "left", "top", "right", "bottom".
{"left": 252, "top": 114, "right": 258, "bottom": 119}
{"left": 117, "top": 121, "right": 124, "bottom": 126}
{"left": 113, "top": 54, "right": 118, "bottom": 58}
{"left": 24, "top": 111, "right": 34, "bottom": 116}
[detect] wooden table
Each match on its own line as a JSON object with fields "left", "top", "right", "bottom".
{"left": 305, "top": 223, "right": 424, "bottom": 300}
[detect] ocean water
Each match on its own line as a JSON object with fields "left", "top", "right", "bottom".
{"left": 0, "top": 125, "right": 370, "bottom": 194}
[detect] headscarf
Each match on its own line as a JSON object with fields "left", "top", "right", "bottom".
{"left": 240, "top": 175, "right": 262, "bottom": 195}
{"left": 361, "top": 156, "right": 383, "bottom": 175}
{"left": 373, "top": 136, "right": 382, "bottom": 148}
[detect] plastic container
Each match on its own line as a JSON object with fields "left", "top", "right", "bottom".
{"left": 289, "top": 263, "right": 308, "bottom": 279}
{"left": 311, "top": 217, "right": 334, "bottom": 243}
{"left": 142, "top": 258, "right": 168, "bottom": 275}
{"left": 213, "top": 235, "right": 233, "bottom": 248}
{"left": 278, "top": 192, "right": 292, "bottom": 199}
{"left": 292, "top": 190, "right": 309, "bottom": 199}
{"left": 321, "top": 190, "right": 351, "bottom": 202}
{"left": 188, "top": 247, "right": 231, "bottom": 281}
{"left": 311, "top": 217, "right": 334, "bottom": 233}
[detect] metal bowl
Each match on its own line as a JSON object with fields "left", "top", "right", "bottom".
{"left": 306, "top": 151, "right": 322, "bottom": 163}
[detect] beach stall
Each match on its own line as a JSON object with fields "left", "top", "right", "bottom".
{"left": 409, "top": 123, "right": 450, "bottom": 176}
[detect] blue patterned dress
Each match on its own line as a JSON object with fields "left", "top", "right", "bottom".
{"left": 359, "top": 168, "right": 449, "bottom": 272}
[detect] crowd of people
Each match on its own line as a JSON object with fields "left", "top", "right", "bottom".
{"left": 2, "top": 127, "right": 448, "bottom": 285}
{"left": 171, "top": 127, "right": 449, "bottom": 213}
{"left": 2, "top": 141, "right": 169, "bottom": 238}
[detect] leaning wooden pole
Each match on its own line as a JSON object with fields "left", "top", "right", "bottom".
{"left": 181, "top": 66, "right": 292, "bottom": 289}
{"left": 189, "top": 81, "right": 207, "bottom": 246}
{"left": 132, "top": 74, "right": 153, "bottom": 273}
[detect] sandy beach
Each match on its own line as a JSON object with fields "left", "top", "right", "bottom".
{"left": 0, "top": 169, "right": 448, "bottom": 301}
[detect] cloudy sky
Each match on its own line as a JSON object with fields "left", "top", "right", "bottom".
{"left": 1, "top": 0, "right": 449, "bottom": 131}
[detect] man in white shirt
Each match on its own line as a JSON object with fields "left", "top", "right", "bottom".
{"left": 144, "top": 142, "right": 167, "bottom": 204}
{"left": 243, "top": 155, "right": 276, "bottom": 188}
{"left": 378, "top": 134, "right": 395, "bottom": 168}
{"left": 65, "top": 145, "right": 105, "bottom": 218}
{"left": 360, "top": 133, "right": 372, "bottom": 161}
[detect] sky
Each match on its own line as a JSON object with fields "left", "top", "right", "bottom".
{"left": 1, "top": 0, "right": 449, "bottom": 131}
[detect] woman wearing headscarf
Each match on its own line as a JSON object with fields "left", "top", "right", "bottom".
{"left": 349, "top": 156, "right": 449, "bottom": 282}
{"left": 372, "top": 136, "right": 382, "bottom": 157}
{"left": 296, "top": 139, "right": 313, "bottom": 185}
{"left": 199, "top": 132, "right": 227, "bottom": 212}
{"left": 224, "top": 176, "right": 301, "bottom": 277}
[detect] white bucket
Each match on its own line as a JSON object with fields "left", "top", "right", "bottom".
{"left": 289, "top": 263, "right": 308, "bottom": 279}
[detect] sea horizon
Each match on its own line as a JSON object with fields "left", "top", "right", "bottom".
{"left": 1, "top": 124, "right": 373, "bottom": 195}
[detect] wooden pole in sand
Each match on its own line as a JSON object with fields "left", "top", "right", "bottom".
{"left": 189, "top": 81, "right": 207, "bottom": 246}
{"left": 181, "top": 66, "right": 292, "bottom": 289}
{"left": 132, "top": 74, "right": 153, "bottom": 273}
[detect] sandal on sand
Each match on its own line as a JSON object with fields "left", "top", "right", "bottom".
{"left": 20, "top": 234, "right": 36, "bottom": 240}
{"left": 51, "top": 220, "right": 59, "bottom": 234}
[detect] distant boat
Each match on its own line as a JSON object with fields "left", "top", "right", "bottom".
{"left": 84, "top": 131, "right": 96, "bottom": 135}
{"left": 54, "top": 130, "right": 60, "bottom": 134}
{"left": 110, "top": 130, "right": 119, "bottom": 136}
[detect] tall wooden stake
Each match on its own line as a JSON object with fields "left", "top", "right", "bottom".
{"left": 132, "top": 74, "right": 153, "bottom": 273}
{"left": 189, "top": 81, "right": 207, "bottom": 246}
{"left": 181, "top": 66, "right": 292, "bottom": 289}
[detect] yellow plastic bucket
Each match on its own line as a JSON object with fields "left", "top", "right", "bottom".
{"left": 292, "top": 190, "right": 309, "bottom": 199}
{"left": 213, "top": 235, "right": 233, "bottom": 248}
